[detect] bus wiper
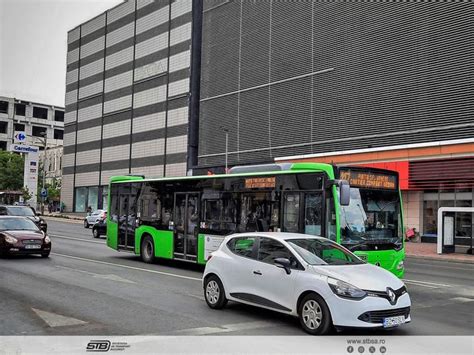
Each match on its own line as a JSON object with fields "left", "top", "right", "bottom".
{"left": 348, "top": 239, "right": 399, "bottom": 251}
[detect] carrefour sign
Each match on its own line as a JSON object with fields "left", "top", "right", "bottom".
{"left": 10, "top": 144, "right": 39, "bottom": 154}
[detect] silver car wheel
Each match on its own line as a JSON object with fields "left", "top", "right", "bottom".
{"left": 302, "top": 299, "right": 322, "bottom": 330}
{"left": 206, "top": 280, "right": 220, "bottom": 305}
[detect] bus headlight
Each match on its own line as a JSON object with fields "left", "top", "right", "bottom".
{"left": 328, "top": 277, "right": 367, "bottom": 300}
{"left": 397, "top": 261, "right": 404, "bottom": 270}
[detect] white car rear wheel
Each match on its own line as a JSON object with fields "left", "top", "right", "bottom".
{"left": 204, "top": 275, "right": 227, "bottom": 309}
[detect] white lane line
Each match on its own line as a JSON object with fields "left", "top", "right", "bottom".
{"left": 56, "top": 265, "right": 136, "bottom": 284}
{"left": 450, "top": 297, "right": 474, "bottom": 303}
{"left": 403, "top": 279, "right": 452, "bottom": 288}
{"left": 50, "top": 234, "right": 104, "bottom": 244}
{"left": 172, "top": 321, "right": 275, "bottom": 335}
{"left": 32, "top": 308, "right": 87, "bottom": 327}
{"left": 51, "top": 252, "right": 202, "bottom": 282}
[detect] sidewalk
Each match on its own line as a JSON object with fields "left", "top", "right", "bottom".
{"left": 405, "top": 241, "right": 474, "bottom": 264}
{"left": 43, "top": 212, "right": 85, "bottom": 222}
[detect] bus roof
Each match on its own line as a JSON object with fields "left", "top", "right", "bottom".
{"left": 109, "top": 162, "right": 336, "bottom": 184}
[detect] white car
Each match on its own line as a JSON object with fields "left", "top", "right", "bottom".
{"left": 83, "top": 209, "right": 107, "bottom": 228}
{"left": 203, "top": 232, "right": 411, "bottom": 335}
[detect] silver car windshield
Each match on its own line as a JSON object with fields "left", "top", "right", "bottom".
{"left": 286, "top": 238, "right": 364, "bottom": 266}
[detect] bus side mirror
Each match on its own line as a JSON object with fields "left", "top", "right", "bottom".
{"left": 326, "top": 179, "right": 351, "bottom": 206}
{"left": 339, "top": 180, "right": 350, "bottom": 206}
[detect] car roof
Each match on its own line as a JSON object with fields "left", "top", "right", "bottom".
{"left": 227, "top": 232, "right": 327, "bottom": 241}
{"left": 0, "top": 215, "right": 29, "bottom": 219}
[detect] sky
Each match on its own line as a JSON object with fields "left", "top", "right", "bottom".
{"left": 0, "top": 0, "right": 123, "bottom": 107}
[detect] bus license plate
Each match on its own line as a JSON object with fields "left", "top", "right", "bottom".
{"left": 383, "top": 316, "right": 405, "bottom": 328}
{"left": 25, "top": 245, "right": 41, "bottom": 249}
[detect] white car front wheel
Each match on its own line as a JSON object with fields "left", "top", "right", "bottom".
{"left": 298, "top": 293, "right": 333, "bottom": 335}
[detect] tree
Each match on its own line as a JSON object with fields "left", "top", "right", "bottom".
{"left": 21, "top": 186, "right": 32, "bottom": 202}
{"left": 0, "top": 151, "right": 24, "bottom": 191}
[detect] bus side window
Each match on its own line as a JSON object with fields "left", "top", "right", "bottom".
{"left": 283, "top": 193, "right": 300, "bottom": 233}
{"left": 304, "top": 193, "right": 322, "bottom": 236}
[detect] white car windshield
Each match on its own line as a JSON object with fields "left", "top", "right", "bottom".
{"left": 286, "top": 238, "right": 364, "bottom": 266}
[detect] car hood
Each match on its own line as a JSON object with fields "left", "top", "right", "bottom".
{"left": 310, "top": 263, "right": 404, "bottom": 291}
{"left": 2, "top": 230, "right": 45, "bottom": 240}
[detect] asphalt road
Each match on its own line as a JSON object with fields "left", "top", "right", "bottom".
{"left": 0, "top": 218, "right": 473, "bottom": 336}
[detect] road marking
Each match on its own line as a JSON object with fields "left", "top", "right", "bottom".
{"left": 32, "top": 308, "right": 87, "bottom": 327}
{"left": 450, "top": 297, "right": 474, "bottom": 303}
{"left": 172, "top": 320, "right": 275, "bottom": 335}
{"left": 414, "top": 297, "right": 474, "bottom": 309}
{"left": 50, "top": 234, "right": 104, "bottom": 245}
{"left": 51, "top": 253, "right": 202, "bottom": 282}
{"left": 56, "top": 265, "right": 136, "bottom": 284}
{"left": 403, "top": 279, "right": 452, "bottom": 288}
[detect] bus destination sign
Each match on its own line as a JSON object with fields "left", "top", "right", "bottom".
{"left": 340, "top": 169, "right": 397, "bottom": 190}
{"left": 245, "top": 177, "right": 276, "bottom": 189}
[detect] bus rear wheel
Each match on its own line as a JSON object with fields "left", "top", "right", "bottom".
{"left": 141, "top": 235, "right": 155, "bottom": 263}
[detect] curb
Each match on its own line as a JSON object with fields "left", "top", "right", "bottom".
{"left": 406, "top": 254, "right": 474, "bottom": 265}
{"left": 43, "top": 216, "right": 84, "bottom": 223}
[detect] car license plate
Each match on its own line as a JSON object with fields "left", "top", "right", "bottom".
{"left": 25, "top": 245, "right": 41, "bottom": 249}
{"left": 383, "top": 316, "right": 405, "bottom": 328}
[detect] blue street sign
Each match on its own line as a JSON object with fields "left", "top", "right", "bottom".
{"left": 14, "top": 131, "right": 27, "bottom": 143}
{"left": 41, "top": 188, "right": 48, "bottom": 198}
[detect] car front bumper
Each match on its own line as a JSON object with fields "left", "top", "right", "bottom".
{"left": 3, "top": 243, "right": 51, "bottom": 255}
{"left": 328, "top": 292, "right": 411, "bottom": 328}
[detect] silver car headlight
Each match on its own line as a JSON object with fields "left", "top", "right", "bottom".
{"left": 44, "top": 235, "right": 51, "bottom": 243}
{"left": 327, "top": 277, "right": 367, "bottom": 300}
{"left": 5, "top": 235, "right": 18, "bottom": 244}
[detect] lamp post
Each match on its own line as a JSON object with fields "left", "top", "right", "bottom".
{"left": 220, "top": 127, "right": 229, "bottom": 173}
{"left": 36, "top": 132, "right": 47, "bottom": 215}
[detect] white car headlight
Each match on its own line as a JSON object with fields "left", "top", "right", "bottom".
{"left": 327, "top": 277, "right": 367, "bottom": 300}
{"left": 5, "top": 235, "right": 18, "bottom": 244}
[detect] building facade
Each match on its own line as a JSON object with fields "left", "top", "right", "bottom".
{"left": 62, "top": 0, "right": 195, "bottom": 212}
{"left": 0, "top": 96, "right": 64, "bottom": 151}
{"left": 197, "top": 0, "right": 474, "bottom": 245}
{"left": 62, "top": 0, "right": 473, "bottom": 246}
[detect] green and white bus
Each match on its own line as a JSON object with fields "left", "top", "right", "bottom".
{"left": 106, "top": 163, "right": 405, "bottom": 277}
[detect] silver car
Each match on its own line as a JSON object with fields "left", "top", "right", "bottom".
{"left": 84, "top": 209, "right": 107, "bottom": 228}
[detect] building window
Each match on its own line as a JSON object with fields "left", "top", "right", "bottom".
{"left": 0, "top": 101, "right": 8, "bottom": 114}
{"left": 0, "top": 121, "right": 7, "bottom": 134}
{"left": 33, "top": 107, "right": 48, "bottom": 119}
{"left": 75, "top": 187, "right": 88, "bottom": 212}
{"left": 0, "top": 141, "right": 6, "bottom": 150}
{"left": 54, "top": 110, "right": 64, "bottom": 122}
{"left": 15, "top": 103, "right": 26, "bottom": 116}
{"left": 14, "top": 123, "right": 25, "bottom": 131}
{"left": 32, "top": 126, "right": 47, "bottom": 137}
{"left": 54, "top": 129, "right": 63, "bottom": 140}
{"left": 422, "top": 190, "right": 474, "bottom": 238}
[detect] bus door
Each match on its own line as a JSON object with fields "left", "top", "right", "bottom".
{"left": 117, "top": 183, "right": 138, "bottom": 251}
{"left": 282, "top": 191, "right": 323, "bottom": 237}
{"left": 173, "top": 192, "right": 199, "bottom": 260}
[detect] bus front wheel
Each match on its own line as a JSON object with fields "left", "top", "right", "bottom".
{"left": 141, "top": 235, "right": 155, "bottom": 263}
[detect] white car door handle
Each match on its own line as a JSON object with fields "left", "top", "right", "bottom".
{"left": 253, "top": 270, "right": 262, "bottom": 275}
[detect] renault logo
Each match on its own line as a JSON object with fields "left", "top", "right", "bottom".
{"left": 387, "top": 287, "right": 396, "bottom": 304}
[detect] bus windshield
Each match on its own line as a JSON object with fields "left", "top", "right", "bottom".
{"left": 340, "top": 188, "right": 402, "bottom": 251}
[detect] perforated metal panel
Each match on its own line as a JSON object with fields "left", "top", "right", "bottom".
{"left": 199, "top": 0, "right": 474, "bottom": 168}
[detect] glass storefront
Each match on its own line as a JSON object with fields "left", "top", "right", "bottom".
{"left": 74, "top": 187, "right": 88, "bottom": 213}
{"left": 422, "top": 189, "right": 473, "bottom": 252}
{"left": 74, "top": 186, "right": 108, "bottom": 212}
